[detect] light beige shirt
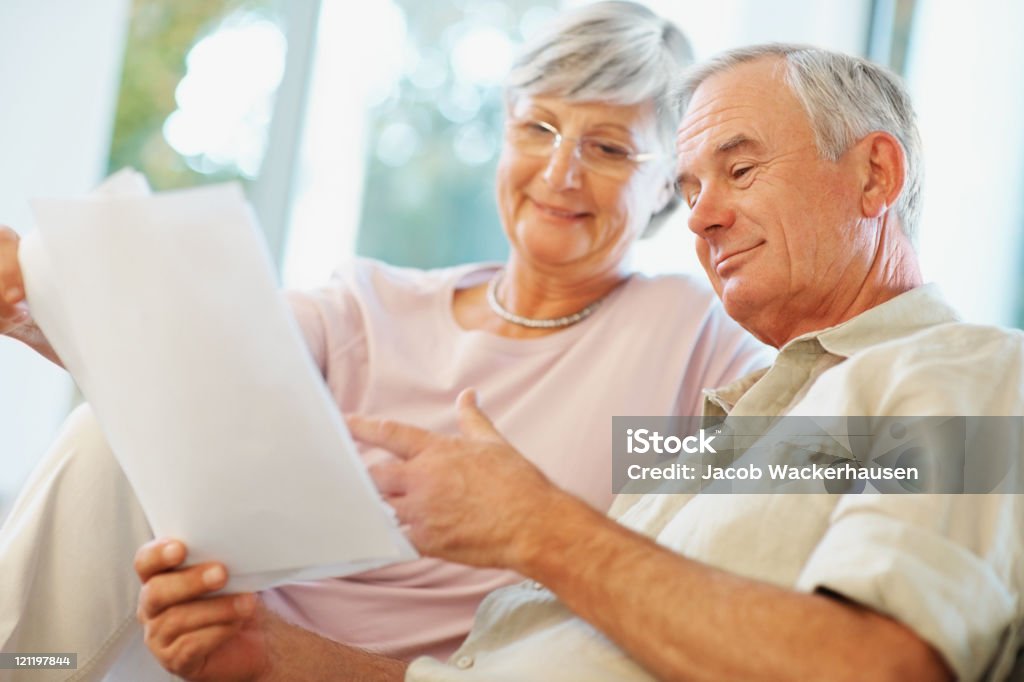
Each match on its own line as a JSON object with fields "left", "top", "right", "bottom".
{"left": 407, "top": 286, "right": 1024, "bottom": 681}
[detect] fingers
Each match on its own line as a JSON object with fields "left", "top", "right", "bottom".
{"left": 0, "top": 303, "right": 30, "bottom": 335}
{"left": 145, "top": 593, "right": 255, "bottom": 648}
{"left": 135, "top": 538, "right": 187, "bottom": 583}
{"left": 0, "top": 226, "right": 24, "bottom": 306}
{"left": 387, "top": 496, "right": 413, "bottom": 525}
{"left": 369, "top": 461, "right": 407, "bottom": 497}
{"left": 134, "top": 539, "right": 234, "bottom": 622}
{"left": 148, "top": 603, "right": 263, "bottom": 681}
{"left": 155, "top": 623, "right": 241, "bottom": 679}
{"left": 348, "top": 391, "right": 503, "bottom": 460}
{"left": 456, "top": 388, "right": 504, "bottom": 442}
{"left": 346, "top": 415, "right": 435, "bottom": 460}
{"left": 134, "top": 537, "right": 262, "bottom": 680}
{"left": 0, "top": 226, "right": 28, "bottom": 332}
{"left": 138, "top": 561, "right": 230, "bottom": 620}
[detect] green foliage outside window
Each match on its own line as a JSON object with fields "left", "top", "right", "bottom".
{"left": 107, "top": 0, "right": 276, "bottom": 190}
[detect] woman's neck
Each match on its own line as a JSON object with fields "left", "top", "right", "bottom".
{"left": 450, "top": 260, "right": 630, "bottom": 339}
{"left": 497, "top": 257, "right": 629, "bottom": 321}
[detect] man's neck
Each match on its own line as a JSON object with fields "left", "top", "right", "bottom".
{"left": 756, "top": 226, "right": 924, "bottom": 349}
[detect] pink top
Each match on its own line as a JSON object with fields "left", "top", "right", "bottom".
{"left": 260, "top": 259, "right": 770, "bottom": 660}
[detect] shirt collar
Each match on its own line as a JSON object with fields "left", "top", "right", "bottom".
{"left": 702, "top": 367, "right": 769, "bottom": 416}
{"left": 789, "top": 283, "right": 960, "bottom": 359}
{"left": 702, "top": 284, "right": 960, "bottom": 416}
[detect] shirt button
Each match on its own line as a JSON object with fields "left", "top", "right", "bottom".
{"left": 455, "top": 655, "right": 474, "bottom": 669}
{"left": 532, "top": 581, "right": 545, "bottom": 590}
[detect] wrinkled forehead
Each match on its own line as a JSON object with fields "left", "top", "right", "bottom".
{"left": 674, "top": 59, "right": 812, "bottom": 165}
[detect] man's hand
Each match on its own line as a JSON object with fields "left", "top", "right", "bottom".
{"left": 134, "top": 539, "right": 269, "bottom": 682}
{"left": 349, "top": 388, "right": 574, "bottom": 571}
{"left": 0, "top": 225, "right": 30, "bottom": 335}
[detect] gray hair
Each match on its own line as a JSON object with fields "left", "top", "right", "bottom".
{"left": 505, "top": 1, "right": 694, "bottom": 235}
{"left": 676, "top": 44, "right": 923, "bottom": 240}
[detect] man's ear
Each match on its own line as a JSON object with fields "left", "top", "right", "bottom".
{"left": 857, "top": 131, "right": 906, "bottom": 219}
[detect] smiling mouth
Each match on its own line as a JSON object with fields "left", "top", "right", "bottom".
{"left": 715, "top": 242, "right": 765, "bottom": 273}
{"left": 530, "top": 198, "right": 589, "bottom": 221}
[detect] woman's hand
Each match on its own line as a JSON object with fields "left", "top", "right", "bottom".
{"left": 134, "top": 539, "right": 409, "bottom": 681}
{"left": 0, "top": 225, "right": 30, "bottom": 335}
{"left": 134, "top": 539, "right": 270, "bottom": 682}
{"left": 0, "top": 224, "right": 63, "bottom": 365}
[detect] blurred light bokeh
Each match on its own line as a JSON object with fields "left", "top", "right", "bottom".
{"left": 163, "top": 11, "right": 286, "bottom": 178}
{"left": 107, "top": 0, "right": 281, "bottom": 189}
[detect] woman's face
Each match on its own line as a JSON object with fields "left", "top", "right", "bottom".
{"left": 496, "top": 95, "right": 671, "bottom": 280}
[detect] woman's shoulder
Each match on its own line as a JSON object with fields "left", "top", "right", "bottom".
{"left": 613, "top": 272, "right": 757, "bottom": 346}
{"left": 286, "top": 257, "right": 457, "bottom": 316}
{"left": 345, "top": 257, "right": 494, "bottom": 300}
{"left": 620, "top": 271, "right": 722, "bottom": 310}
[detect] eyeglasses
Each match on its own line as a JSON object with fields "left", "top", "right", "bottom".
{"left": 505, "top": 118, "right": 660, "bottom": 179}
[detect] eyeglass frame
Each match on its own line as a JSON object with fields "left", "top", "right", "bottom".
{"left": 504, "top": 118, "right": 662, "bottom": 178}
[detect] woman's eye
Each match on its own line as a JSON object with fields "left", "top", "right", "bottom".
{"left": 587, "top": 140, "right": 631, "bottom": 160}
{"left": 525, "top": 122, "right": 552, "bottom": 135}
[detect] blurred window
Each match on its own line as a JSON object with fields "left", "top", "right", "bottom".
{"left": 107, "top": 0, "right": 284, "bottom": 190}
{"left": 899, "top": 0, "right": 1024, "bottom": 327}
{"left": 107, "top": 1, "right": 1023, "bottom": 329}
{"left": 281, "top": 0, "right": 556, "bottom": 287}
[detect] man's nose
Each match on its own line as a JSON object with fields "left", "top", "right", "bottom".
{"left": 686, "top": 184, "right": 736, "bottom": 236}
{"left": 542, "top": 141, "right": 583, "bottom": 191}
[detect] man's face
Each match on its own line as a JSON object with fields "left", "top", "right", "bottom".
{"left": 675, "top": 58, "right": 873, "bottom": 346}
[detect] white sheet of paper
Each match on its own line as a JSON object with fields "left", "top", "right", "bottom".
{"left": 19, "top": 172, "right": 415, "bottom": 592}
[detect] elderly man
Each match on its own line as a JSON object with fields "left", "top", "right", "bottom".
{"left": 135, "top": 45, "right": 1024, "bottom": 681}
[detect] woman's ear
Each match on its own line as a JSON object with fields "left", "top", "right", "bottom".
{"left": 858, "top": 131, "right": 906, "bottom": 220}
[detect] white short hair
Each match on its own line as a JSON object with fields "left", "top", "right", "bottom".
{"left": 505, "top": 1, "right": 694, "bottom": 234}
{"left": 675, "top": 44, "right": 923, "bottom": 240}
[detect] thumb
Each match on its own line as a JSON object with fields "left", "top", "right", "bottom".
{"left": 456, "top": 389, "right": 504, "bottom": 442}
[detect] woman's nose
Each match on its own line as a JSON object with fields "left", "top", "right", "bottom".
{"left": 542, "top": 141, "right": 583, "bottom": 191}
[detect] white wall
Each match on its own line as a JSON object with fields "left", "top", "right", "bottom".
{"left": 0, "top": 0, "right": 132, "bottom": 519}
{"left": 908, "top": 0, "right": 1024, "bottom": 325}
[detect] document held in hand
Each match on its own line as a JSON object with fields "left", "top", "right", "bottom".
{"left": 18, "top": 170, "right": 416, "bottom": 592}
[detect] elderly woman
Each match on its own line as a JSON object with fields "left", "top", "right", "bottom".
{"left": 0, "top": 1, "right": 767, "bottom": 679}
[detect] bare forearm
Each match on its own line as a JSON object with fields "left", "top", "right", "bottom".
{"left": 512, "top": 495, "right": 951, "bottom": 682}
{"left": 261, "top": 615, "right": 407, "bottom": 682}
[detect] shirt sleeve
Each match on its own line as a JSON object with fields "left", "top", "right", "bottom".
{"left": 793, "top": 324, "right": 1024, "bottom": 679}
{"left": 795, "top": 493, "right": 1022, "bottom": 680}
{"left": 284, "top": 268, "right": 365, "bottom": 379}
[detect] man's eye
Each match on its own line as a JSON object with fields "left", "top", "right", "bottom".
{"left": 686, "top": 192, "right": 699, "bottom": 209}
{"left": 732, "top": 165, "right": 753, "bottom": 180}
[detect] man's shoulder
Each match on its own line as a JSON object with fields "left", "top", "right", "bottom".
{"left": 806, "top": 322, "right": 1024, "bottom": 415}
{"left": 853, "top": 321, "right": 1024, "bottom": 367}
